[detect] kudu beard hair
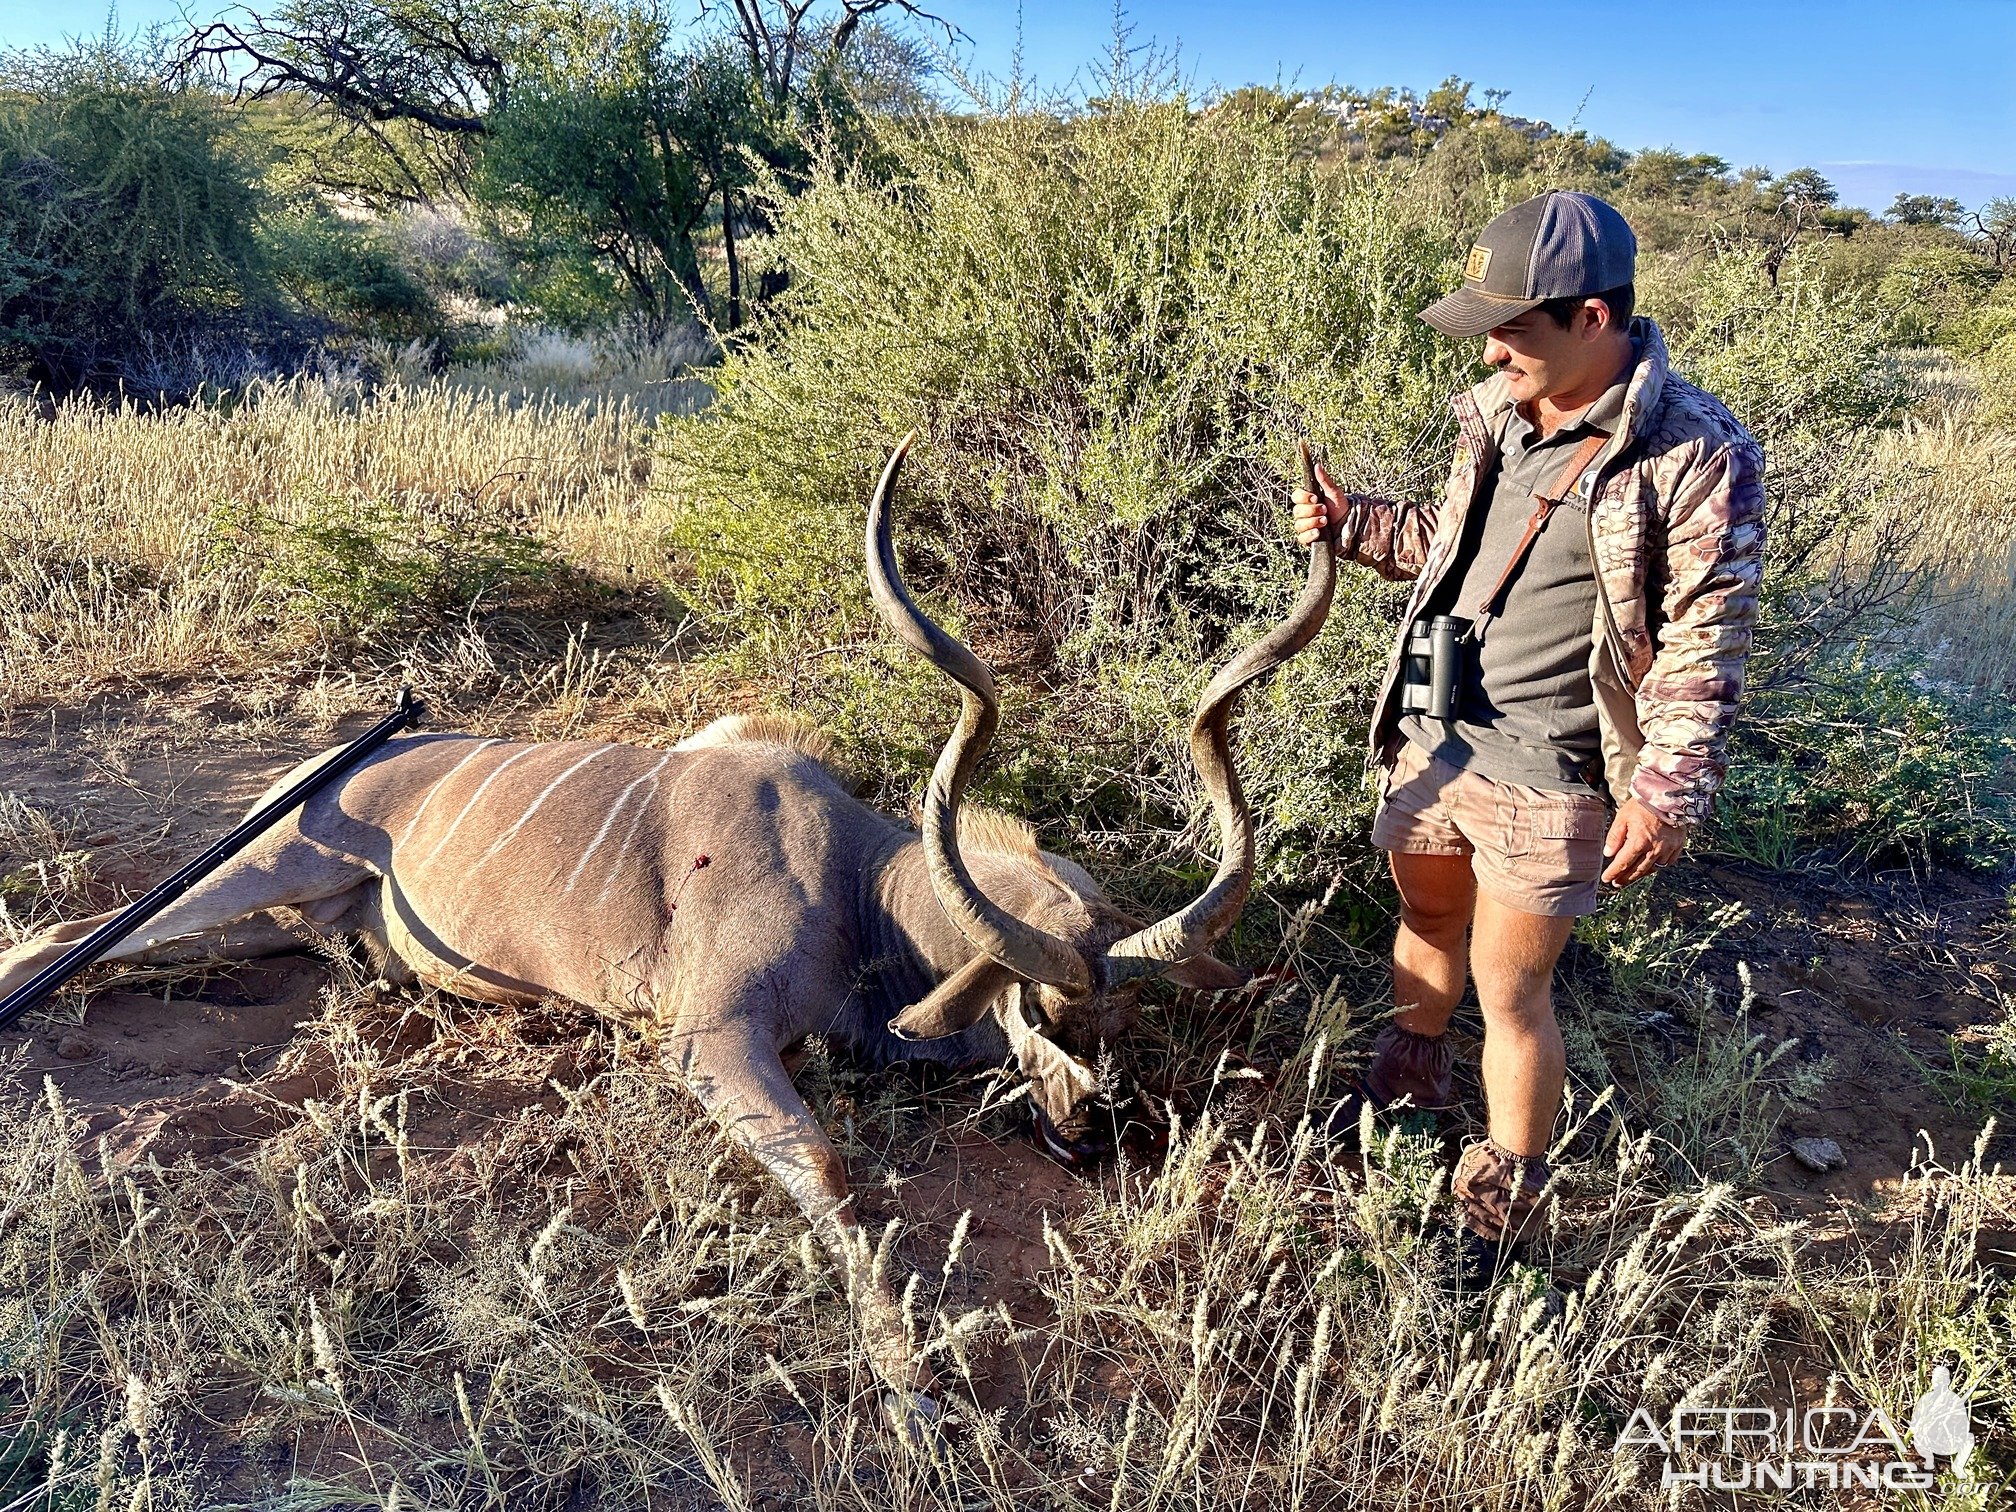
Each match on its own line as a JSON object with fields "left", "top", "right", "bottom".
{"left": 0, "top": 433, "right": 1335, "bottom": 1423}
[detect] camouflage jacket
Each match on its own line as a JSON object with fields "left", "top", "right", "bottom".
{"left": 1340, "top": 316, "right": 1766, "bottom": 829}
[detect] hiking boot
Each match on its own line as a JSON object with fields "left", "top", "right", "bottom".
{"left": 1450, "top": 1223, "right": 1506, "bottom": 1291}
{"left": 1428, "top": 1143, "right": 1565, "bottom": 1303}
{"left": 1325, "top": 1022, "right": 1455, "bottom": 1141}
{"left": 1433, "top": 1224, "right": 1567, "bottom": 1319}
{"left": 1450, "top": 1136, "right": 1553, "bottom": 1248}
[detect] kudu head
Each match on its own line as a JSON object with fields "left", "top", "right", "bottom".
{"left": 866, "top": 433, "right": 1336, "bottom": 1160}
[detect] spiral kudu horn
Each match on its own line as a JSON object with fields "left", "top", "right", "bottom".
{"left": 1098, "top": 441, "right": 1337, "bottom": 987}
{"left": 865, "top": 434, "right": 1095, "bottom": 996}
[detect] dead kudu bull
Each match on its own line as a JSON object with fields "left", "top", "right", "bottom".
{"left": 0, "top": 435, "right": 1336, "bottom": 1420}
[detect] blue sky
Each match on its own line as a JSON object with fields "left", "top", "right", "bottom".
{"left": 5, "top": 0, "right": 2012, "bottom": 212}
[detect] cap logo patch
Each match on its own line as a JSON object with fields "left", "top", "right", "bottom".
{"left": 1464, "top": 244, "right": 1492, "bottom": 282}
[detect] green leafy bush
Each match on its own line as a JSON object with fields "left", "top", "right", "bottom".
{"left": 1943, "top": 277, "right": 2016, "bottom": 427}
{"left": 1660, "top": 246, "right": 1916, "bottom": 675}
{"left": 1874, "top": 243, "right": 2002, "bottom": 347}
{"left": 211, "top": 492, "right": 565, "bottom": 646}
{"left": 659, "top": 72, "right": 2015, "bottom": 920}
{"left": 1712, "top": 653, "right": 2015, "bottom": 869}
{"left": 262, "top": 209, "right": 444, "bottom": 345}
{"left": 1658, "top": 246, "right": 2016, "bottom": 868}
{"left": 1666, "top": 242, "right": 1909, "bottom": 444}
{"left": 660, "top": 76, "right": 1477, "bottom": 912}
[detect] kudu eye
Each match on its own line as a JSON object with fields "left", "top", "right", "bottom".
{"left": 1021, "top": 982, "right": 1058, "bottom": 1027}
{"left": 1032, "top": 980, "right": 1093, "bottom": 1022}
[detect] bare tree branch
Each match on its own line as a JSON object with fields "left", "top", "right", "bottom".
{"left": 176, "top": 6, "right": 499, "bottom": 137}
{"left": 703, "top": 0, "right": 956, "bottom": 108}
{"left": 1967, "top": 199, "right": 2016, "bottom": 270}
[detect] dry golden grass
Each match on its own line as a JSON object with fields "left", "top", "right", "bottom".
{"left": 0, "top": 377, "right": 663, "bottom": 707}
{"left": 2, "top": 951, "right": 2008, "bottom": 1510}
{"left": 1865, "top": 355, "right": 2016, "bottom": 692}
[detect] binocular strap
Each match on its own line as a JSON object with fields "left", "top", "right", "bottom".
{"left": 1469, "top": 431, "right": 1608, "bottom": 641}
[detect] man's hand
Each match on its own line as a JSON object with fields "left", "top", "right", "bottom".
{"left": 1292, "top": 459, "right": 1351, "bottom": 548}
{"left": 1601, "top": 797, "right": 1686, "bottom": 886}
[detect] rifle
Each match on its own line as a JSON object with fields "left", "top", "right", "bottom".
{"left": 0, "top": 688, "right": 423, "bottom": 1032}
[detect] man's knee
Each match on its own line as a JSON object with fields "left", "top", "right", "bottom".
{"left": 1471, "top": 899, "right": 1574, "bottom": 1023}
{"left": 1400, "top": 891, "right": 1469, "bottom": 941}
{"left": 1476, "top": 970, "right": 1557, "bottom": 1029}
{"left": 1392, "top": 853, "right": 1475, "bottom": 939}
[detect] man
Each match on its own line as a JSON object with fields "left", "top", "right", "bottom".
{"left": 1292, "top": 189, "right": 1764, "bottom": 1265}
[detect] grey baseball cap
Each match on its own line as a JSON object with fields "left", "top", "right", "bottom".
{"left": 1419, "top": 190, "right": 1637, "bottom": 338}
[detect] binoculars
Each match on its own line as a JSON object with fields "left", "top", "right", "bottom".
{"left": 1398, "top": 614, "right": 1471, "bottom": 721}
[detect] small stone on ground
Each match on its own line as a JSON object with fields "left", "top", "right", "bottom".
{"left": 1790, "top": 1136, "right": 1846, "bottom": 1173}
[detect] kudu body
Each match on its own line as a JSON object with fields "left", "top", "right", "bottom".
{"left": 0, "top": 437, "right": 1335, "bottom": 1417}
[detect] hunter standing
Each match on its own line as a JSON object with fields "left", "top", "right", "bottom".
{"left": 1293, "top": 190, "right": 1765, "bottom": 1265}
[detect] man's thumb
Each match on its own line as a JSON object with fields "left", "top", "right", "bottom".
{"left": 1602, "top": 809, "right": 1629, "bottom": 859}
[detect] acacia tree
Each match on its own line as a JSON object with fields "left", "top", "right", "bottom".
{"left": 182, "top": 0, "right": 946, "bottom": 195}
{"left": 676, "top": 42, "right": 769, "bottom": 327}
{"left": 1, "top": 35, "right": 276, "bottom": 387}
{"left": 182, "top": 0, "right": 943, "bottom": 323}
{"left": 1758, "top": 166, "right": 1855, "bottom": 284}
{"left": 1887, "top": 192, "right": 1964, "bottom": 228}
{"left": 179, "top": 0, "right": 568, "bottom": 201}
{"left": 475, "top": 12, "right": 733, "bottom": 323}
{"left": 705, "top": 0, "right": 950, "bottom": 111}
{"left": 1626, "top": 149, "right": 1731, "bottom": 200}
{"left": 1970, "top": 197, "right": 2016, "bottom": 269}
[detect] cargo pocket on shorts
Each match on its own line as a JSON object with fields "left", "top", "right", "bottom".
{"left": 1536, "top": 799, "right": 1609, "bottom": 882}
{"left": 1500, "top": 794, "right": 1608, "bottom": 885}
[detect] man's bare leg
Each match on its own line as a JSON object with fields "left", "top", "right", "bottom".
{"left": 1389, "top": 851, "right": 1475, "bottom": 1035}
{"left": 1467, "top": 891, "right": 1576, "bottom": 1156}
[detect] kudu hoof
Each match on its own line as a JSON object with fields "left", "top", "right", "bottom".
{"left": 883, "top": 1387, "right": 947, "bottom": 1451}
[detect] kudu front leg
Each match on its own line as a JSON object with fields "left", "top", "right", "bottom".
{"left": 665, "top": 1027, "right": 940, "bottom": 1431}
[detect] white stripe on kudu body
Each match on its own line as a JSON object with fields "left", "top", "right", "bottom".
{"left": 396, "top": 737, "right": 503, "bottom": 847}
{"left": 565, "top": 752, "right": 673, "bottom": 894}
{"left": 469, "top": 743, "right": 621, "bottom": 874}
{"left": 593, "top": 768, "right": 672, "bottom": 904}
{"left": 418, "top": 744, "right": 542, "bottom": 867}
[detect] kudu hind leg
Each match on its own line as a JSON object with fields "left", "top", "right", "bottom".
{"left": 0, "top": 827, "right": 372, "bottom": 1002}
{"left": 668, "top": 1028, "right": 936, "bottom": 1410}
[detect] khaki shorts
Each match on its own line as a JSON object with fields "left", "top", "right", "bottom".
{"left": 1371, "top": 740, "right": 1611, "bottom": 918}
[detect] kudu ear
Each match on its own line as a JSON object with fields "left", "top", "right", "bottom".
{"left": 1165, "top": 952, "right": 1248, "bottom": 993}
{"left": 889, "top": 955, "right": 1020, "bottom": 1041}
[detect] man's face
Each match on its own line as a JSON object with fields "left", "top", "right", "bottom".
{"left": 1480, "top": 307, "right": 1602, "bottom": 404}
